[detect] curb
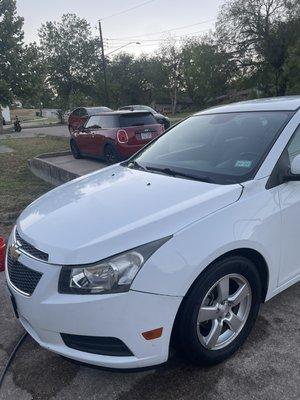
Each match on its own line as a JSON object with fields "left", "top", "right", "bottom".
{"left": 28, "top": 151, "right": 79, "bottom": 186}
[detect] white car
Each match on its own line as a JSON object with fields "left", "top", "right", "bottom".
{"left": 5, "top": 96, "right": 300, "bottom": 369}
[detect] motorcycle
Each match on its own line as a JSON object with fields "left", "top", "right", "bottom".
{"left": 14, "top": 117, "right": 22, "bottom": 132}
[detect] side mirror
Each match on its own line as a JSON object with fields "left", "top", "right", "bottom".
{"left": 283, "top": 154, "right": 300, "bottom": 182}
{"left": 78, "top": 126, "right": 85, "bottom": 132}
{"left": 291, "top": 155, "right": 300, "bottom": 175}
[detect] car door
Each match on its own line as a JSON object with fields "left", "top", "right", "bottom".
{"left": 88, "top": 115, "right": 105, "bottom": 156}
{"left": 89, "top": 115, "right": 117, "bottom": 157}
{"left": 76, "top": 116, "right": 95, "bottom": 154}
{"left": 277, "top": 124, "right": 300, "bottom": 284}
{"left": 76, "top": 128, "right": 92, "bottom": 154}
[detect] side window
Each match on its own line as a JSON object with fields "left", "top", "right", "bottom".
{"left": 85, "top": 116, "right": 101, "bottom": 129}
{"left": 287, "top": 125, "right": 300, "bottom": 165}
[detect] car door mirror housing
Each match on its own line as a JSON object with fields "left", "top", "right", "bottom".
{"left": 283, "top": 154, "right": 300, "bottom": 182}
{"left": 290, "top": 154, "right": 300, "bottom": 175}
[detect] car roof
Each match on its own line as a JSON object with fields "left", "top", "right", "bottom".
{"left": 195, "top": 96, "right": 300, "bottom": 115}
{"left": 85, "top": 106, "right": 112, "bottom": 114}
{"left": 88, "top": 110, "right": 152, "bottom": 116}
{"left": 119, "top": 105, "right": 154, "bottom": 110}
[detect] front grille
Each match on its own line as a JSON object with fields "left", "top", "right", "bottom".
{"left": 7, "top": 252, "right": 43, "bottom": 296}
{"left": 61, "top": 333, "right": 134, "bottom": 357}
{"left": 16, "top": 230, "right": 49, "bottom": 262}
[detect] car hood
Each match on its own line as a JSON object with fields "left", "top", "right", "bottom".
{"left": 17, "top": 165, "right": 242, "bottom": 264}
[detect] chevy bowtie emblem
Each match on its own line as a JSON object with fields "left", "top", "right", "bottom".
{"left": 10, "top": 242, "right": 21, "bottom": 262}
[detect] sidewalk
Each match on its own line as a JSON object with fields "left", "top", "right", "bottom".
{"left": 0, "top": 125, "right": 69, "bottom": 139}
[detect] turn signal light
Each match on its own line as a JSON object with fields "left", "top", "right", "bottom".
{"left": 117, "top": 129, "right": 128, "bottom": 144}
{"left": 142, "top": 327, "right": 163, "bottom": 340}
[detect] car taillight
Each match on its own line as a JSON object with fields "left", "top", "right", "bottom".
{"left": 117, "top": 129, "right": 129, "bottom": 144}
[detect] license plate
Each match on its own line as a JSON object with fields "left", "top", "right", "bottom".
{"left": 141, "top": 132, "right": 152, "bottom": 140}
{"left": 7, "top": 287, "right": 19, "bottom": 318}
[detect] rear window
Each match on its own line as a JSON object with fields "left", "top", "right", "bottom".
{"left": 85, "top": 115, "right": 119, "bottom": 129}
{"left": 119, "top": 113, "right": 156, "bottom": 127}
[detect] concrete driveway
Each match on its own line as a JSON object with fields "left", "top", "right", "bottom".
{"left": 0, "top": 270, "right": 299, "bottom": 400}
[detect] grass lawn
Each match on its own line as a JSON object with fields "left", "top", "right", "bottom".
{"left": 0, "top": 136, "right": 69, "bottom": 238}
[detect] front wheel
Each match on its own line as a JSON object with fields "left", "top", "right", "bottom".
{"left": 70, "top": 140, "right": 81, "bottom": 159}
{"left": 173, "top": 256, "right": 262, "bottom": 366}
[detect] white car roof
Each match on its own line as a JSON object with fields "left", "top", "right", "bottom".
{"left": 195, "top": 96, "right": 300, "bottom": 115}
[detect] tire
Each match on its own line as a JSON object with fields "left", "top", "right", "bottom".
{"left": 104, "top": 144, "right": 119, "bottom": 164}
{"left": 163, "top": 119, "right": 170, "bottom": 130}
{"left": 173, "top": 256, "right": 262, "bottom": 366}
{"left": 70, "top": 140, "right": 81, "bottom": 159}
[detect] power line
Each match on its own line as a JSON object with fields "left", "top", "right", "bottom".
{"left": 105, "top": 18, "right": 215, "bottom": 40}
{"left": 100, "top": 0, "right": 156, "bottom": 21}
{"left": 105, "top": 27, "right": 212, "bottom": 46}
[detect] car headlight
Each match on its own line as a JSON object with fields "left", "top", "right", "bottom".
{"left": 58, "top": 237, "right": 171, "bottom": 294}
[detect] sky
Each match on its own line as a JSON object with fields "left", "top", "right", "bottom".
{"left": 17, "top": 0, "right": 225, "bottom": 56}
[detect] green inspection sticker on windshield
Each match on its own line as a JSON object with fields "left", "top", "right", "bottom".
{"left": 235, "top": 160, "right": 253, "bottom": 168}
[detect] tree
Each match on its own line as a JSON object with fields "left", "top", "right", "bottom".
{"left": 158, "top": 39, "right": 183, "bottom": 115}
{"left": 0, "top": 0, "right": 24, "bottom": 133}
{"left": 181, "top": 37, "right": 236, "bottom": 106}
{"left": 137, "top": 54, "right": 172, "bottom": 105}
{"left": 107, "top": 53, "right": 141, "bottom": 106}
{"left": 18, "top": 42, "right": 50, "bottom": 108}
{"left": 284, "top": 38, "right": 300, "bottom": 94}
{"left": 216, "top": 0, "right": 300, "bottom": 96}
{"left": 39, "top": 14, "right": 100, "bottom": 110}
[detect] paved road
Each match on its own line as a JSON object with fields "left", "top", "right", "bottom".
{"left": 0, "top": 270, "right": 299, "bottom": 400}
{"left": 0, "top": 125, "right": 69, "bottom": 139}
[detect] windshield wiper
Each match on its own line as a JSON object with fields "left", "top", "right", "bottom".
{"left": 145, "top": 166, "right": 214, "bottom": 183}
{"left": 127, "top": 160, "right": 146, "bottom": 171}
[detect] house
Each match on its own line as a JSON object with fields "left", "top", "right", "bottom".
{"left": 1, "top": 106, "right": 11, "bottom": 124}
{"left": 42, "top": 108, "right": 58, "bottom": 118}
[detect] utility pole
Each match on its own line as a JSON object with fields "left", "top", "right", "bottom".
{"left": 98, "top": 20, "right": 110, "bottom": 107}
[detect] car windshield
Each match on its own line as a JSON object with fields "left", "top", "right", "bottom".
{"left": 130, "top": 111, "right": 292, "bottom": 184}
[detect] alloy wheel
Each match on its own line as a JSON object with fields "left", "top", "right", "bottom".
{"left": 197, "top": 273, "right": 252, "bottom": 350}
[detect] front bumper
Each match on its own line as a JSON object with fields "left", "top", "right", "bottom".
{"left": 5, "top": 251, "right": 182, "bottom": 369}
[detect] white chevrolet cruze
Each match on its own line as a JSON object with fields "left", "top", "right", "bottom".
{"left": 5, "top": 97, "right": 300, "bottom": 369}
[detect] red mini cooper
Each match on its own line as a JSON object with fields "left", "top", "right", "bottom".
{"left": 70, "top": 111, "right": 165, "bottom": 163}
